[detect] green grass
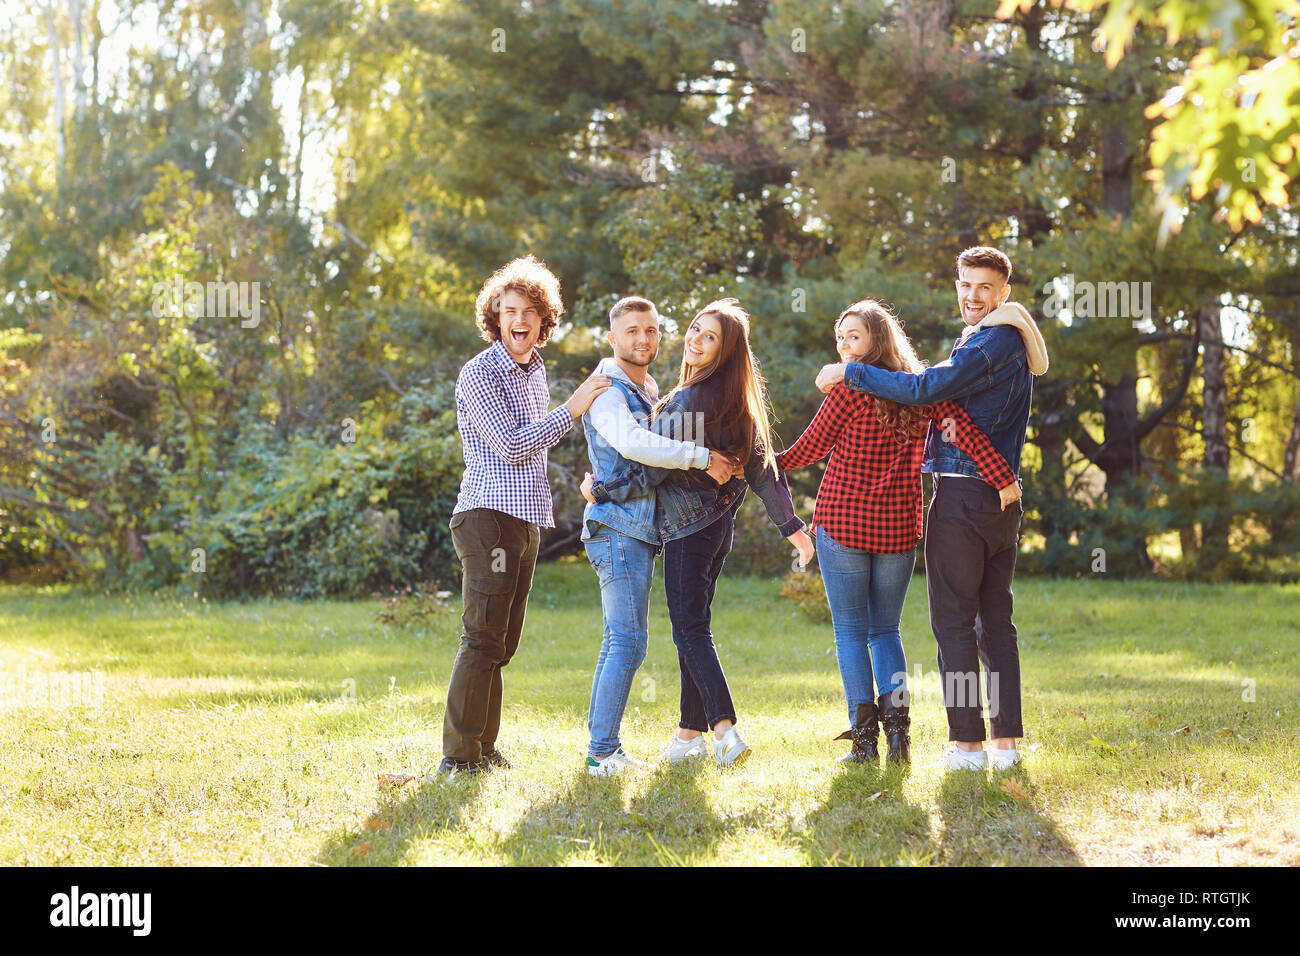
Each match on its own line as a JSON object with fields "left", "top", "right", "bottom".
{"left": 2, "top": 561, "right": 1297, "bottom": 866}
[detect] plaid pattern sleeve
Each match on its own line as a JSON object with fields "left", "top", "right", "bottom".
{"left": 457, "top": 356, "right": 573, "bottom": 465}
{"left": 775, "top": 386, "right": 854, "bottom": 471}
{"left": 776, "top": 385, "right": 930, "bottom": 552}
{"left": 929, "top": 400, "right": 1016, "bottom": 489}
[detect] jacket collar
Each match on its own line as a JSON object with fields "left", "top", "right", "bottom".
{"left": 596, "top": 356, "right": 658, "bottom": 401}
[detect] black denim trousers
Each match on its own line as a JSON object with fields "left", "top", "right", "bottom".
{"left": 663, "top": 507, "right": 740, "bottom": 732}
{"left": 924, "top": 475, "right": 1025, "bottom": 742}
{"left": 443, "top": 508, "right": 540, "bottom": 763}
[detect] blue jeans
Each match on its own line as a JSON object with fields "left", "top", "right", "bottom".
{"left": 663, "top": 509, "right": 739, "bottom": 732}
{"left": 815, "top": 527, "right": 914, "bottom": 725}
{"left": 585, "top": 524, "right": 658, "bottom": 758}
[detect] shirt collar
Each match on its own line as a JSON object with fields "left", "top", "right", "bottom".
{"left": 489, "top": 339, "right": 542, "bottom": 374}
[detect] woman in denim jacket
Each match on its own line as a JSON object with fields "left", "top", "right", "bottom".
{"left": 581, "top": 298, "right": 814, "bottom": 767}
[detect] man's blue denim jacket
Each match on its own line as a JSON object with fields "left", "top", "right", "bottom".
{"left": 590, "top": 383, "right": 806, "bottom": 543}
{"left": 580, "top": 372, "right": 662, "bottom": 547}
{"left": 845, "top": 324, "right": 1032, "bottom": 479}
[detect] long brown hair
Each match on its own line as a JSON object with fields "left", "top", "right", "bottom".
{"left": 654, "top": 298, "right": 777, "bottom": 472}
{"left": 837, "top": 300, "right": 934, "bottom": 444}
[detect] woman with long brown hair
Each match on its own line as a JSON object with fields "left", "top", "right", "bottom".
{"left": 582, "top": 298, "right": 814, "bottom": 767}
{"left": 776, "top": 299, "right": 1020, "bottom": 764}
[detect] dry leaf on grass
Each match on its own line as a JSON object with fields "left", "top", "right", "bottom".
{"left": 999, "top": 777, "right": 1030, "bottom": 802}
{"left": 377, "top": 772, "right": 419, "bottom": 792}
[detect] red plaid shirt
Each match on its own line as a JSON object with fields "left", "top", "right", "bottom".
{"left": 775, "top": 385, "right": 1016, "bottom": 553}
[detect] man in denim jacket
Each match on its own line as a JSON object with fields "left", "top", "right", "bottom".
{"left": 815, "top": 246, "right": 1042, "bottom": 772}
{"left": 578, "top": 296, "right": 735, "bottom": 775}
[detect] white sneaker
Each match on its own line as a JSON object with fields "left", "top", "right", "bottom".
{"left": 586, "top": 748, "right": 644, "bottom": 777}
{"left": 989, "top": 747, "right": 1020, "bottom": 771}
{"left": 713, "top": 727, "right": 752, "bottom": 767}
{"left": 943, "top": 746, "right": 988, "bottom": 772}
{"left": 660, "top": 733, "right": 709, "bottom": 764}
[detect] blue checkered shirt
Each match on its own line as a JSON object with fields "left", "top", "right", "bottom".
{"left": 452, "top": 340, "right": 575, "bottom": 527}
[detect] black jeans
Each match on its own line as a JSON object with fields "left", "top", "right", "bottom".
{"left": 443, "top": 508, "right": 540, "bottom": 763}
{"left": 663, "top": 508, "right": 739, "bottom": 732}
{"left": 924, "top": 475, "right": 1024, "bottom": 742}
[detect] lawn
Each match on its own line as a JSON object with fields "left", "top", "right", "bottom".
{"left": 1, "top": 561, "right": 1297, "bottom": 866}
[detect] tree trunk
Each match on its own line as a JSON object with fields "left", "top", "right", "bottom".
{"left": 1199, "top": 307, "right": 1229, "bottom": 470}
{"left": 1284, "top": 396, "right": 1300, "bottom": 482}
{"left": 44, "top": 4, "right": 66, "bottom": 197}
{"left": 68, "top": 0, "right": 87, "bottom": 123}
{"left": 1198, "top": 306, "right": 1229, "bottom": 570}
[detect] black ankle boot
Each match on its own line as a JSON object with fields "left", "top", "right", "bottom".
{"left": 878, "top": 693, "right": 911, "bottom": 763}
{"left": 834, "top": 702, "right": 879, "bottom": 763}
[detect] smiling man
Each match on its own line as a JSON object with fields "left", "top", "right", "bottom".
{"left": 438, "top": 255, "right": 610, "bottom": 777}
{"left": 578, "top": 296, "right": 736, "bottom": 775}
{"left": 815, "top": 246, "right": 1047, "bottom": 772}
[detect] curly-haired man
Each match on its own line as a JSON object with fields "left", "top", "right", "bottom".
{"left": 438, "top": 255, "right": 610, "bottom": 777}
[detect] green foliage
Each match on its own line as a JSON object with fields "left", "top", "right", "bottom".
{"left": 3, "top": 0, "right": 1299, "bottom": 590}
{"left": 373, "top": 582, "right": 455, "bottom": 629}
{"left": 1000, "top": 0, "right": 1300, "bottom": 236}
{"left": 779, "top": 566, "right": 833, "bottom": 623}
{"left": 608, "top": 155, "right": 763, "bottom": 321}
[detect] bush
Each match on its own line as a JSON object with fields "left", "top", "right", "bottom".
{"left": 778, "top": 567, "right": 832, "bottom": 623}
{"left": 374, "top": 581, "right": 455, "bottom": 628}
{"left": 724, "top": 491, "right": 811, "bottom": 577}
{"left": 132, "top": 388, "right": 465, "bottom": 598}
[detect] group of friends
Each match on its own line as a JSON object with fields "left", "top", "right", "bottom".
{"left": 436, "top": 245, "right": 1048, "bottom": 780}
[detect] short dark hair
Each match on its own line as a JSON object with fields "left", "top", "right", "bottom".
{"left": 956, "top": 246, "right": 1012, "bottom": 284}
{"left": 609, "top": 295, "right": 659, "bottom": 328}
{"left": 474, "top": 255, "right": 564, "bottom": 345}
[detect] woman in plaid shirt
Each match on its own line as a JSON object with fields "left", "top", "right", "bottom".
{"left": 776, "top": 300, "right": 1019, "bottom": 764}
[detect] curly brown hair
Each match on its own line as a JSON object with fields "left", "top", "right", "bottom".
{"left": 474, "top": 255, "right": 565, "bottom": 345}
{"left": 836, "top": 300, "right": 934, "bottom": 445}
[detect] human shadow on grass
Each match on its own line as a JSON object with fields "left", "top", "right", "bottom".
{"left": 497, "top": 759, "right": 736, "bottom": 866}
{"left": 796, "top": 762, "right": 939, "bottom": 865}
{"left": 935, "top": 764, "right": 1081, "bottom": 866}
{"left": 317, "top": 773, "right": 485, "bottom": 866}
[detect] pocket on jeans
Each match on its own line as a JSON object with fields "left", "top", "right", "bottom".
{"left": 454, "top": 512, "right": 513, "bottom": 596}
{"left": 584, "top": 534, "right": 615, "bottom": 579}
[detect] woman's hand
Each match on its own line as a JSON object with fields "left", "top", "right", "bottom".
{"left": 788, "top": 528, "right": 815, "bottom": 569}
{"left": 998, "top": 481, "right": 1022, "bottom": 511}
{"left": 580, "top": 472, "right": 596, "bottom": 504}
{"left": 815, "top": 363, "right": 847, "bottom": 394}
{"left": 704, "top": 449, "right": 737, "bottom": 484}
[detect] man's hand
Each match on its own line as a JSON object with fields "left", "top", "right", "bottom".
{"left": 580, "top": 471, "right": 596, "bottom": 504}
{"left": 815, "top": 363, "right": 847, "bottom": 394}
{"left": 704, "top": 448, "right": 738, "bottom": 484}
{"left": 564, "top": 371, "right": 612, "bottom": 419}
{"left": 998, "top": 481, "right": 1022, "bottom": 511}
